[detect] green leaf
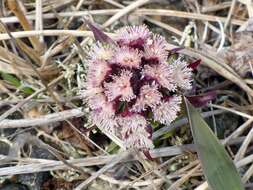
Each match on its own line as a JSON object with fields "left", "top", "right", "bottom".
{"left": 1, "top": 72, "right": 21, "bottom": 87}
{"left": 20, "top": 86, "right": 35, "bottom": 95}
{"left": 0, "top": 72, "right": 35, "bottom": 95}
{"left": 184, "top": 97, "right": 244, "bottom": 190}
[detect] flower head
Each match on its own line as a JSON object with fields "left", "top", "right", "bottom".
{"left": 86, "top": 60, "right": 111, "bottom": 88}
{"left": 82, "top": 25, "right": 193, "bottom": 150}
{"left": 170, "top": 58, "right": 192, "bottom": 90}
{"left": 143, "top": 63, "right": 176, "bottom": 90}
{"left": 113, "top": 47, "right": 142, "bottom": 68}
{"left": 117, "top": 115, "right": 154, "bottom": 149}
{"left": 88, "top": 94, "right": 117, "bottom": 133}
{"left": 116, "top": 25, "right": 150, "bottom": 48}
{"left": 104, "top": 70, "right": 136, "bottom": 101}
{"left": 144, "top": 34, "right": 168, "bottom": 63}
{"left": 132, "top": 83, "right": 162, "bottom": 112}
{"left": 153, "top": 96, "right": 182, "bottom": 124}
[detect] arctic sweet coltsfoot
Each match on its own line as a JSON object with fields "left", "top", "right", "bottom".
{"left": 84, "top": 25, "right": 193, "bottom": 149}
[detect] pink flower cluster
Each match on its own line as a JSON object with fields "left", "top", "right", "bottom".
{"left": 84, "top": 25, "right": 193, "bottom": 149}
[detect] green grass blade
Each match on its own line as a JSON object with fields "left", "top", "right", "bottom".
{"left": 184, "top": 97, "right": 244, "bottom": 190}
